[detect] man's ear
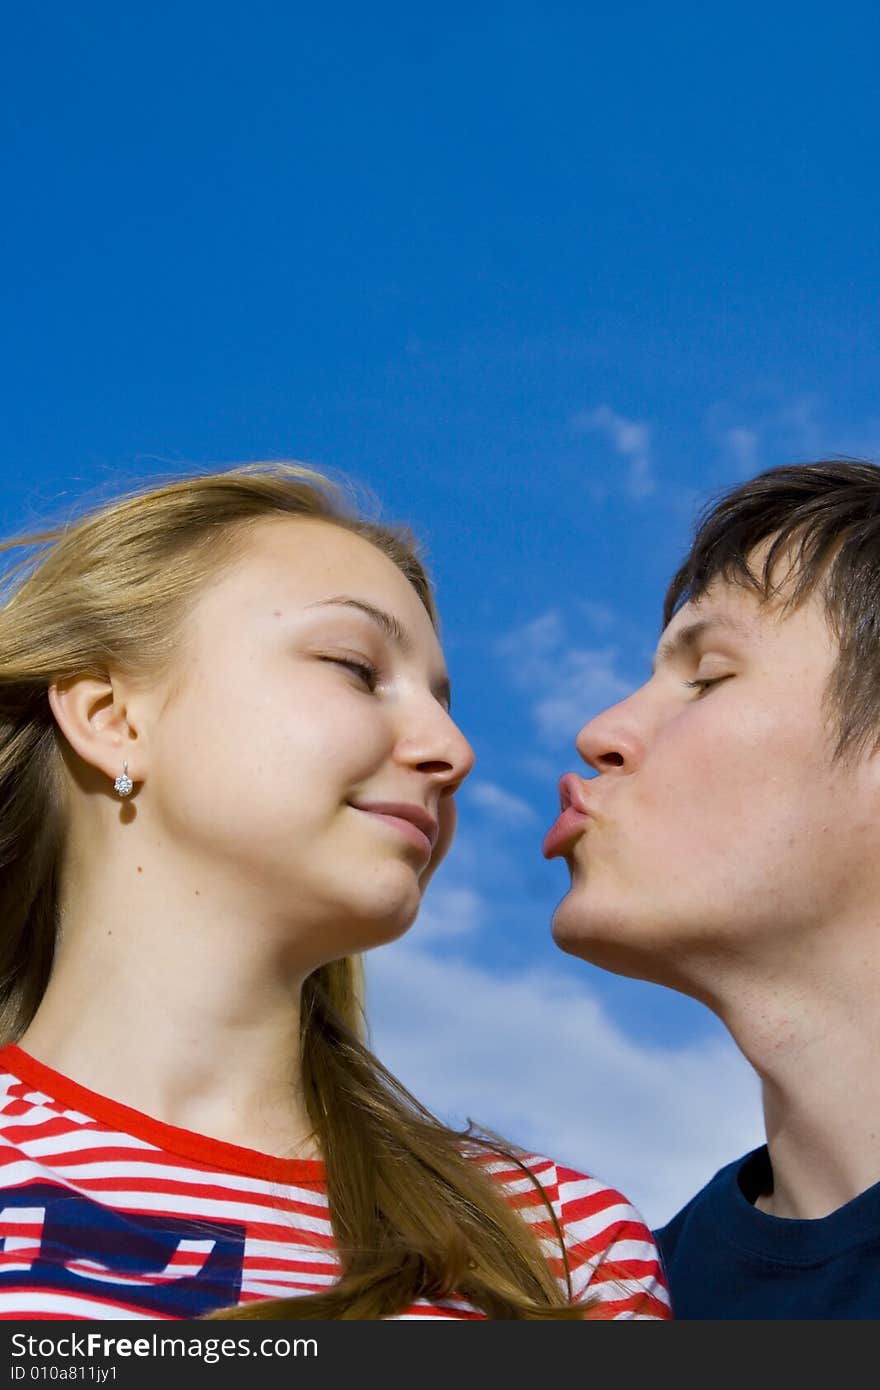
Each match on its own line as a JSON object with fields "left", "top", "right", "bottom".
{"left": 47, "top": 674, "right": 143, "bottom": 789}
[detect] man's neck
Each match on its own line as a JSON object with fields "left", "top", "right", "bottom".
{"left": 721, "top": 982, "right": 880, "bottom": 1219}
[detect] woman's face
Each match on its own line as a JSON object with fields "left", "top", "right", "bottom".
{"left": 142, "top": 516, "right": 475, "bottom": 966}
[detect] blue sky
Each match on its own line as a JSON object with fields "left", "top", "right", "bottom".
{"left": 3, "top": 1, "right": 879, "bottom": 1225}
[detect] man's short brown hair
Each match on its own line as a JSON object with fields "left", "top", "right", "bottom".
{"left": 664, "top": 459, "right": 880, "bottom": 762}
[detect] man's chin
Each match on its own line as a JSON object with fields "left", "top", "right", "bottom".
{"left": 550, "top": 892, "right": 634, "bottom": 972}
{"left": 550, "top": 892, "right": 600, "bottom": 958}
{"left": 551, "top": 921, "right": 602, "bottom": 963}
{"left": 550, "top": 895, "right": 694, "bottom": 991}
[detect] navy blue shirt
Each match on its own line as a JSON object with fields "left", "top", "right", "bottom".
{"left": 654, "top": 1146, "right": 880, "bottom": 1319}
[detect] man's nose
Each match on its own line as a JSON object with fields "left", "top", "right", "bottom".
{"left": 575, "top": 689, "right": 646, "bottom": 775}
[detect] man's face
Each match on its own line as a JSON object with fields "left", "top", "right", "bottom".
{"left": 546, "top": 570, "right": 880, "bottom": 996}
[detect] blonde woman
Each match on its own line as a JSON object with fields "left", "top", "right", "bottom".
{"left": 0, "top": 462, "right": 669, "bottom": 1320}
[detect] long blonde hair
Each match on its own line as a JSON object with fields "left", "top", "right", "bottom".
{"left": 0, "top": 461, "right": 589, "bottom": 1319}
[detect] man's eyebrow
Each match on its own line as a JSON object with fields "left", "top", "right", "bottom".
{"left": 651, "top": 614, "right": 753, "bottom": 675}
{"left": 307, "top": 595, "right": 453, "bottom": 710}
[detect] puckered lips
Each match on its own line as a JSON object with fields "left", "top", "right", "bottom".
{"left": 349, "top": 800, "right": 439, "bottom": 859}
{"left": 542, "top": 773, "right": 593, "bottom": 860}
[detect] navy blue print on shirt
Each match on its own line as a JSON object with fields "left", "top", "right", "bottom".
{"left": 0, "top": 1182, "right": 246, "bottom": 1316}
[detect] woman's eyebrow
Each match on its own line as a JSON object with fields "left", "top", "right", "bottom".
{"left": 309, "top": 595, "right": 413, "bottom": 651}
{"left": 307, "top": 595, "right": 453, "bottom": 710}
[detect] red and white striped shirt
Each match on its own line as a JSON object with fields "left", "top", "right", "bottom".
{"left": 0, "top": 1045, "right": 670, "bottom": 1320}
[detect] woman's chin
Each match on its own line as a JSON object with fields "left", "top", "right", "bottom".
{"left": 340, "top": 885, "right": 423, "bottom": 952}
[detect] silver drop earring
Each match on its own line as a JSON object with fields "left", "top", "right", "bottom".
{"left": 113, "top": 762, "right": 134, "bottom": 798}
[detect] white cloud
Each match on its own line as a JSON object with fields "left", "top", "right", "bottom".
{"left": 521, "top": 753, "right": 561, "bottom": 784}
{"left": 497, "top": 610, "right": 565, "bottom": 671}
{"left": 572, "top": 405, "right": 656, "bottom": 500}
{"left": 577, "top": 599, "right": 617, "bottom": 633}
{"left": 365, "top": 941, "right": 764, "bottom": 1230}
{"left": 412, "top": 881, "right": 485, "bottom": 943}
{"left": 722, "top": 427, "right": 760, "bottom": 478}
{"left": 775, "top": 394, "right": 823, "bottom": 456}
{"left": 532, "top": 648, "right": 631, "bottom": 743}
{"left": 707, "top": 393, "right": 880, "bottom": 483}
{"left": 497, "top": 609, "right": 635, "bottom": 746}
{"left": 466, "top": 780, "right": 539, "bottom": 826}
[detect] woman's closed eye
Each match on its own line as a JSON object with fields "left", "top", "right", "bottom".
{"left": 321, "top": 655, "right": 379, "bottom": 691}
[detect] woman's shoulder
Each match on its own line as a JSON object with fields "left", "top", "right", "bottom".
{"left": 464, "top": 1141, "right": 672, "bottom": 1318}
{"left": 463, "top": 1138, "right": 648, "bottom": 1218}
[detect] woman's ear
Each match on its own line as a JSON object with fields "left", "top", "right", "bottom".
{"left": 48, "top": 674, "right": 143, "bottom": 788}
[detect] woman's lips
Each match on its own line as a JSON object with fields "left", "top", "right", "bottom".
{"left": 353, "top": 807, "right": 434, "bottom": 859}
{"left": 542, "top": 805, "right": 591, "bottom": 860}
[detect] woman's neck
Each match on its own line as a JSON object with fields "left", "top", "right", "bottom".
{"left": 20, "top": 871, "right": 321, "bottom": 1159}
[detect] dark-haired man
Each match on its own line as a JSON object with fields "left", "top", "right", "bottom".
{"left": 543, "top": 460, "right": 880, "bottom": 1318}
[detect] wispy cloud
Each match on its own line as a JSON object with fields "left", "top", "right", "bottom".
{"left": 572, "top": 405, "right": 656, "bottom": 500}
{"left": 413, "top": 880, "right": 485, "bottom": 943}
{"left": 496, "top": 609, "right": 636, "bottom": 746}
{"left": 577, "top": 599, "right": 617, "bottom": 633}
{"left": 521, "top": 753, "right": 562, "bottom": 784}
{"left": 708, "top": 393, "right": 880, "bottom": 482}
{"left": 466, "top": 781, "right": 539, "bottom": 826}
{"left": 365, "top": 939, "right": 764, "bottom": 1229}
{"left": 721, "top": 426, "right": 760, "bottom": 478}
